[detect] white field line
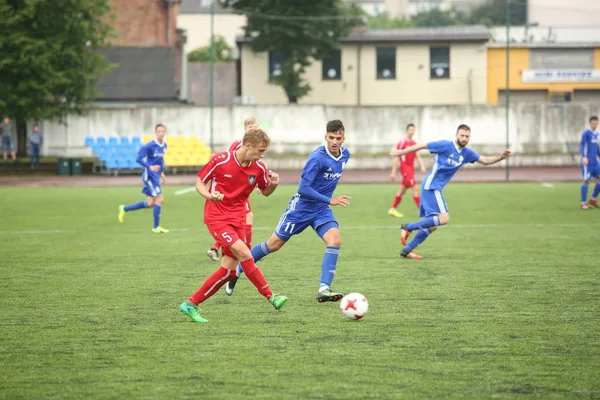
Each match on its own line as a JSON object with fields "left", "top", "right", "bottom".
{"left": 174, "top": 187, "right": 196, "bottom": 195}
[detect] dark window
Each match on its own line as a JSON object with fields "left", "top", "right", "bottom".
{"left": 269, "top": 51, "right": 285, "bottom": 80}
{"left": 430, "top": 47, "right": 450, "bottom": 79}
{"left": 376, "top": 47, "right": 396, "bottom": 80}
{"left": 322, "top": 50, "right": 342, "bottom": 80}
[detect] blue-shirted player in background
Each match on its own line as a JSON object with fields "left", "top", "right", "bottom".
{"left": 579, "top": 116, "right": 600, "bottom": 210}
{"left": 225, "top": 119, "right": 351, "bottom": 302}
{"left": 118, "top": 124, "right": 169, "bottom": 233}
{"left": 391, "top": 124, "right": 511, "bottom": 259}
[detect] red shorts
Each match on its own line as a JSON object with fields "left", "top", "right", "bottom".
{"left": 400, "top": 165, "right": 416, "bottom": 187}
{"left": 207, "top": 223, "right": 246, "bottom": 259}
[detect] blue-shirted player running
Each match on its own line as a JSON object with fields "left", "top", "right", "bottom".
{"left": 118, "top": 123, "right": 170, "bottom": 233}
{"left": 225, "top": 119, "right": 351, "bottom": 302}
{"left": 579, "top": 116, "right": 600, "bottom": 210}
{"left": 391, "top": 124, "right": 511, "bottom": 259}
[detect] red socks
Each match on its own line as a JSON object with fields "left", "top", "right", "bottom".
{"left": 189, "top": 267, "right": 235, "bottom": 305}
{"left": 211, "top": 241, "right": 221, "bottom": 250}
{"left": 413, "top": 192, "right": 420, "bottom": 207}
{"left": 392, "top": 194, "right": 402, "bottom": 209}
{"left": 240, "top": 259, "right": 273, "bottom": 299}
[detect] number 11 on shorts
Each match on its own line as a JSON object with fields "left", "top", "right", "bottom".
{"left": 284, "top": 222, "right": 295, "bottom": 233}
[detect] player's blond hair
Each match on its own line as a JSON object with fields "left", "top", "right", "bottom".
{"left": 244, "top": 117, "right": 258, "bottom": 131}
{"left": 243, "top": 128, "right": 271, "bottom": 147}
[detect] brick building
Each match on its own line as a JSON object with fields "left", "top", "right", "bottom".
{"left": 94, "top": 0, "right": 185, "bottom": 104}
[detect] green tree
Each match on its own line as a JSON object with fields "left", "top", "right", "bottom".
{"left": 412, "top": 8, "right": 468, "bottom": 27}
{"left": 469, "top": 0, "right": 527, "bottom": 26}
{"left": 0, "top": 0, "right": 113, "bottom": 154}
{"left": 367, "top": 12, "right": 413, "bottom": 29}
{"left": 220, "top": 0, "right": 364, "bottom": 103}
{"left": 187, "top": 35, "right": 233, "bottom": 62}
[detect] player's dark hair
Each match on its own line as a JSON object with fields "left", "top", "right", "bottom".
{"left": 590, "top": 116, "right": 598, "bottom": 123}
{"left": 456, "top": 124, "right": 471, "bottom": 133}
{"left": 326, "top": 119, "right": 344, "bottom": 133}
{"left": 406, "top": 123, "right": 415, "bottom": 130}
{"left": 155, "top": 123, "right": 166, "bottom": 132}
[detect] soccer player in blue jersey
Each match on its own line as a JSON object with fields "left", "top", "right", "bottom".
{"left": 579, "top": 116, "right": 600, "bottom": 210}
{"left": 391, "top": 124, "right": 510, "bottom": 259}
{"left": 118, "top": 124, "right": 169, "bottom": 233}
{"left": 224, "top": 119, "right": 351, "bottom": 302}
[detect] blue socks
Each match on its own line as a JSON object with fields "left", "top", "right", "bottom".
{"left": 593, "top": 183, "right": 600, "bottom": 200}
{"left": 406, "top": 216, "right": 440, "bottom": 232}
{"left": 581, "top": 183, "right": 589, "bottom": 203}
{"left": 403, "top": 228, "right": 433, "bottom": 253}
{"left": 153, "top": 204, "right": 161, "bottom": 229}
{"left": 320, "top": 246, "right": 339, "bottom": 288}
{"left": 236, "top": 241, "right": 271, "bottom": 276}
{"left": 124, "top": 201, "right": 147, "bottom": 212}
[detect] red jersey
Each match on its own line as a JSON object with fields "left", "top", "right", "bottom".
{"left": 228, "top": 139, "right": 242, "bottom": 152}
{"left": 198, "top": 151, "right": 269, "bottom": 226}
{"left": 396, "top": 138, "right": 417, "bottom": 169}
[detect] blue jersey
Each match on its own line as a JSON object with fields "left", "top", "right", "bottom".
{"left": 579, "top": 129, "right": 599, "bottom": 165}
{"left": 422, "top": 140, "right": 480, "bottom": 191}
{"left": 293, "top": 145, "right": 351, "bottom": 212}
{"left": 136, "top": 140, "right": 167, "bottom": 176}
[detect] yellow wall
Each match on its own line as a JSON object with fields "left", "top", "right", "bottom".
{"left": 178, "top": 14, "right": 246, "bottom": 52}
{"left": 487, "top": 47, "right": 600, "bottom": 104}
{"left": 241, "top": 42, "right": 488, "bottom": 105}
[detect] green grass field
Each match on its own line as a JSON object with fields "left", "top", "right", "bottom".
{"left": 1, "top": 183, "right": 598, "bottom": 399}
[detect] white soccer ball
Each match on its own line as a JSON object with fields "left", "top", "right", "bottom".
{"left": 340, "top": 293, "right": 369, "bottom": 320}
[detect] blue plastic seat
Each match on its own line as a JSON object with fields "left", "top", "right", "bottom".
{"left": 108, "top": 137, "right": 118, "bottom": 145}
{"left": 84, "top": 136, "right": 94, "bottom": 147}
{"left": 92, "top": 144, "right": 105, "bottom": 155}
{"left": 131, "top": 137, "right": 142, "bottom": 146}
{"left": 120, "top": 137, "right": 130, "bottom": 146}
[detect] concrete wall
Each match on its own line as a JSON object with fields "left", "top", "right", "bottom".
{"left": 178, "top": 13, "right": 246, "bottom": 51}
{"left": 41, "top": 103, "right": 600, "bottom": 168}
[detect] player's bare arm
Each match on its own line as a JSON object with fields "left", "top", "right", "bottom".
{"left": 160, "top": 172, "right": 166, "bottom": 185}
{"left": 195, "top": 177, "right": 224, "bottom": 202}
{"left": 390, "top": 156, "right": 399, "bottom": 180}
{"left": 390, "top": 143, "right": 427, "bottom": 157}
{"left": 416, "top": 152, "right": 426, "bottom": 173}
{"left": 476, "top": 150, "right": 511, "bottom": 165}
{"left": 261, "top": 170, "right": 279, "bottom": 197}
{"left": 330, "top": 195, "right": 351, "bottom": 207}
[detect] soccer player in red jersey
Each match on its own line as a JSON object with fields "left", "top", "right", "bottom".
{"left": 206, "top": 117, "right": 259, "bottom": 262}
{"left": 388, "top": 123, "right": 426, "bottom": 218}
{"left": 179, "top": 128, "right": 288, "bottom": 322}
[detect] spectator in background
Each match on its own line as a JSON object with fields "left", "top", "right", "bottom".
{"left": 1, "top": 117, "right": 16, "bottom": 162}
{"left": 28, "top": 124, "right": 43, "bottom": 168}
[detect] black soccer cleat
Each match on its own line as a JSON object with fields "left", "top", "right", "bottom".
{"left": 224, "top": 275, "right": 239, "bottom": 296}
{"left": 316, "top": 288, "right": 344, "bottom": 303}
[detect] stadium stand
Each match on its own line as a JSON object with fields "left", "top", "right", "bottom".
{"left": 84, "top": 135, "right": 212, "bottom": 175}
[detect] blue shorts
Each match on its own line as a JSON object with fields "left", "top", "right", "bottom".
{"left": 581, "top": 164, "right": 600, "bottom": 181}
{"left": 419, "top": 189, "right": 448, "bottom": 218}
{"left": 141, "top": 173, "right": 162, "bottom": 197}
{"left": 274, "top": 199, "right": 338, "bottom": 242}
{"left": 2, "top": 137, "right": 13, "bottom": 152}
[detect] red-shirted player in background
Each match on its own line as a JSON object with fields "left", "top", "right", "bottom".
{"left": 179, "top": 128, "right": 288, "bottom": 322}
{"left": 206, "top": 116, "right": 259, "bottom": 262}
{"left": 388, "top": 123, "right": 427, "bottom": 218}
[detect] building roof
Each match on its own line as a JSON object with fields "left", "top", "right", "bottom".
{"left": 95, "top": 47, "right": 178, "bottom": 102}
{"left": 179, "top": 0, "right": 232, "bottom": 14}
{"left": 237, "top": 25, "right": 489, "bottom": 45}
{"left": 487, "top": 42, "right": 600, "bottom": 48}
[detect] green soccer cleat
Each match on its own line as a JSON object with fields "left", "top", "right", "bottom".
{"left": 388, "top": 208, "right": 404, "bottom": 218}
{"left": 118, "top": 205, "right": 126, "bottom": 224}
{"left": 152, "top": 226, "right": 170, "bottom": 234}
{"left": 269, "top": 294, "right": 288, "bottom": 310}
{"left": 179, "top": 301, "right": 208, "bottom": 323}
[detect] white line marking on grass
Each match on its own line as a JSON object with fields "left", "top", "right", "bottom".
{"left": 0, "top": 223, "right": 594, "bottom": 235}
{"left": 541, "top": 183, "right": 554, "bottom": 188}
{"left": 174, "top": 187, "right": 196, "bottom": 195}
